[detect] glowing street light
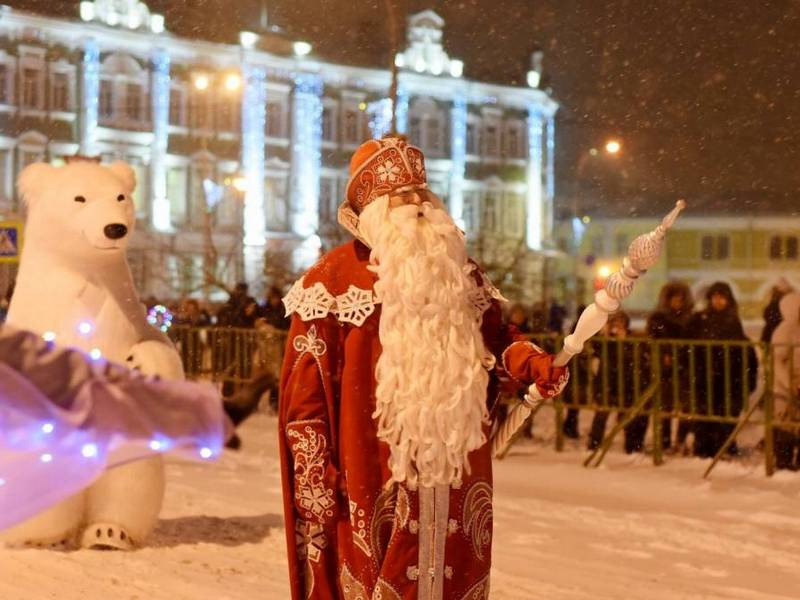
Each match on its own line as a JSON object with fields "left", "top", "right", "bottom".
{"left": 231, "top": 176, "right": 248, "bottom": 193}
{"left": 605, "top": 139, "right": 621, "bottom": 155}
{"left": 598, "top": 265, "right": 612, "bottom": 278}
{"left": 293, "top": 41, "right": 312, "bottom": 57}
{"left": 193, "top": 74, "right": 210, "bottom": 91}
{"left": 224, "top": 73, "right": 242, "bottom": 92}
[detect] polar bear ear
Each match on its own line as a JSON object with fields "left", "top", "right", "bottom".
{"left": 17, "top": 163, "right": 58, "bottom": 206}
{"left": 108, "top": 161, "right": 136, "bottom": 193}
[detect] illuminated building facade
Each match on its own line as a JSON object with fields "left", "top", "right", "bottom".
{"left": 0, "top": 3, "right": 558, "bottom": 302}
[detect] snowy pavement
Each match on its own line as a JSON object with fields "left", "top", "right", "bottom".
{"left": 2, "top": 413, "right": 799, "bottom": 600}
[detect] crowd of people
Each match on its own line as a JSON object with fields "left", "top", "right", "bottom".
{"left": 507, "top": 279, "right": 800, "bottom": 471}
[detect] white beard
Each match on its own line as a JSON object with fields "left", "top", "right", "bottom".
{"left": 359, "top": 195, "right": 492, "bottom": 489}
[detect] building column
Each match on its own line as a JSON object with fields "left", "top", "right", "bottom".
{"left": 150, "top": 48, "right": 171, "bottom": 231}
{"left": 526, "top": 104, "right": 544, "bottom": 251}
{"left": 241, "top": 63, "right": 267, "bottom": 285}
{"left": 79, "top": 38, "right": 100, "bottom": 156}
{"left": 288, "top": 72, "right": 323, "bottom": 239}
{"left": 545, "top": 114, "right": 556, "bottom": 243}
{"left": 449, "top": 94, "right": 467, "bottom": 229}
{"left": 395, "top": 86, "right": 409, "bottom": 135}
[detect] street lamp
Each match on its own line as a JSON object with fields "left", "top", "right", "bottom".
{"left": 605, "top": 139, "right": 621, "bottom": 155}
{"left": 193, "top": 73, "right": 210, "bottom": 91}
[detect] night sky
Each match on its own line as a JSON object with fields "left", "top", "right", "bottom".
{"left": 8, "top": 0, "right": 800, "bottom": 216}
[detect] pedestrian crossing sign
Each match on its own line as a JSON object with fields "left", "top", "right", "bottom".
{"left": 0, "top": 222, "right": 21, "bottom": 263}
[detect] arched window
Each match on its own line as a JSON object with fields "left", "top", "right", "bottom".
{"left": 99, "top": 53, "right": 149, "bottom": 130}
{"left": 264, "top": 157, "right": 290, "bottom": 232}
{"left": 408, "top": 97, "right": 445, "bottom": 156}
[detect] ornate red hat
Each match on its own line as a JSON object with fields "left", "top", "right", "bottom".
{"left": 345, "top": 136, "right": 427, "bottom": 214}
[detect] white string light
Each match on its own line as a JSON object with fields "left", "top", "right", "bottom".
{"left": 40, "top": 454, "right": 53, "bottom": 463}
{"left": 41, "top": 423, "right": 55, "bottom": 434}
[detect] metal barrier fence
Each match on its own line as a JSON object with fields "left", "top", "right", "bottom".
{"left": 169, "top": 326, "right": 800, "bottom": 476}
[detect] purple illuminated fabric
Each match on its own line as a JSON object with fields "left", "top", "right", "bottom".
{"left": 0, "top": 326, "right": 229, "bottom": 531}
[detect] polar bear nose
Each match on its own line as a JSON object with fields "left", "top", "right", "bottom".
{"left": 104, "top": 223, "right": 128, "bottom": 240}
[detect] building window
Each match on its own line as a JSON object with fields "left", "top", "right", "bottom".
{"left": 503, "top": 193, "right": 524, "bottom": 238}
{"left": 190, "top": 91, "right": 211, "bottom": 130}
{"left": 322, "top": 103, "right": 337, "bottom": 143}
{"left": 21, "top": 67, "right": 42, "bottom": 109}
{"left": 99, "top": 79, "right": 114, "bottom": 119}
{"left": 169, "top": 86, "right": 185, "bottom": 126}
{"left": 483, "top": 190, "right": 501, "bottom": 233}
{"left": 484, "top": 123, "right": 499, "bottom": 157}
{"left": 265, "top": 173, "right": 289, "bottom": 231}
{"left": 0, "top": 64, "right": 8, "bottom": 104}
{"left": 167, "top": 166, "right": 188, "bottom": 225}
{"left": 701, "top": 234, "right": 730, "bottom": 261}
{"left": 408, "top": 116, "right": 422, "bottom": 147}
{"left": 319, "top": 176, "right": 338, "bottom": 224}
{"left": 343, "top": 109, "right": 360, "bottom": 145}
{"left": 769, "top": 236, "right": 782, "bottom": 260}
{"left": 466, "top": 120, "right": 480, "bottom": 155}
{"left": 0, "top": 149, "right": 9, "bottom": 202}
{"left": 505, "top": 122, "right": 524, "bottom": 159}
{"left": 266, "top": 102, "right": 285, "bottom": 138}
{"left": 125, "top": 83, "right": 143, "bottom": 122}
{"left": 769, "top": 235, "right": 799, "bottom": 260}
{"left": 51, "top": 71, "right": 70, "bottom": 112}
{"left": 218, "top": 98, "right": 240, "bottom": 133}
{"left": 788, "top": 237, "right": 798, "bottom": 260}
{"left": 463, "top": 191, "right": 480, "bottom": 236}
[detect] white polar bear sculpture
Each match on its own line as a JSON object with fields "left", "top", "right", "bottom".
{"left": 2, "top": 159, "right": 183, "bottom": 550}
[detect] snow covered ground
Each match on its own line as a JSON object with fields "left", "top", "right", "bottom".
{"left": 2, "top": 411, "right": 800, "bottom": 600}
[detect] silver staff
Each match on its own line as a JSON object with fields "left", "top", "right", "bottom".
{"left": 492, "top": 200, "right": 686, "bottom": 459}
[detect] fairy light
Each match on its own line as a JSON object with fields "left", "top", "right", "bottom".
{"left": 146, "top": 305, "right": 173, "bottom": 332}
{"left": 77, "top": 321, "right": 93, "bottom": 336}
{"left": 41, "top": 423, "right": 55, "bottom": 435}
{"left": 149, "top": 440, "right": 164, "bottom": 451}
{"left": 81, "top": 443, "right": 99, "bottom": 459}
{"left": 89, "top": 348, "right": 102, "bottom": 360}
{"left": 40, "top": 453, "right": 53, "bottom": 463}
{"left": 42, "top": 331, "right": 56, "bottom": 342}
{"left": 0, "top": 478, "right": 6, "bottom": 487}
{"left": 199, "top": 447, "right": 213, "bottom": 459}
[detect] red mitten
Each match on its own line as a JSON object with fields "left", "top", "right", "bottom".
{"left": 501, "top": 341, "right": 570, "bottom": 404}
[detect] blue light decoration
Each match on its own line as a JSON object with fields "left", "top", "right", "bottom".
{"left": 151, "top": 48, "right": 171, "bottom": 232}
{"left": 395, "top": 86, "right": 409, "bottom": 135}
{"left": 368, "top": 98, "right": 393, "bottom": 140}
{"left": 81, "top": 443, "right": 99, "bottom": 459}
{"left": 41, "top": 423, "right": 54, "bottom": 435}
{"left": 241, "top": 63, "right": 267, "bottom": 284}
{"left": 289, "top": 72, "right": 323, "bottom": 238}
{"left": 449, "top": 94, "right": 467, "bottom": 229}
{"left": 526, "top": 103, "right": 544, "bottom": 251}
{"left": 80, "top": 39, "right": 100, "bottom": 156}
{"left": 146, "top": 304, "right": 173, "bottom": 333}
{"left": 199, "top": 447, "right": 214, "bottom": 459}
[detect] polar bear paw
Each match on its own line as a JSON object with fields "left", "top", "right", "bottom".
{"left": 80, "top": 523, "right": 135, "bottom": 551}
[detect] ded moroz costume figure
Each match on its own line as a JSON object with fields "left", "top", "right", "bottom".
{"left": 278, "top": 136, "right": 568, "bottom": 600}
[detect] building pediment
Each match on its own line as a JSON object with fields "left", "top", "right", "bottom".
{"left": 79, "top": 0, "right": 165, "bottom": 34}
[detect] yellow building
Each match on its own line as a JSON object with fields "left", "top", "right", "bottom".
{"left": 555, "top": 214, "right": 800, "bottom": 325}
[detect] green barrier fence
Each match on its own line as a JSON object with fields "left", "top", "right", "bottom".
{"left": 170, "top": 326, "right": 800, "bottom": 476}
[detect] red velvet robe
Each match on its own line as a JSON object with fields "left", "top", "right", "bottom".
{"left": 279, "top": 240, "right": 554, "bottom": 600}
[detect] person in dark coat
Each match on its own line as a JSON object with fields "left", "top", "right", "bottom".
{"left": 761, "top": 278, "right": 793, "bottom": 343}
{"left": 260, "top": 286, "right": 291, "bottom": 331}
{"left": 508, "top": 303, "right": 532, "bottom": 334}
{"left": 216, "top": 282, "right": 258, "bottom": 329}
{"left": 687, "top": 282, "right": 758, "bottom": 458}
{"left": 646, "top": 281, "right": 694, "bottom": 451}
{"left": 587, "top": 311, "right": 651, "bottom": 453}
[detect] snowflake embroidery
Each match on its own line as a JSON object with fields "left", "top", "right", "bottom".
{"left": 297, "top": 282, "right": 336, "bottom": 321}
{"left": 293, "top": 325, "right": 327, "bottom": 357}
{"left": 287, "top": 422, "right": 336, "bottom": 522}
{"left": 335, "top": 285, "right": 377, "bottom": 327}
{"left": 375, "top": 159, "right": 401, "bottom": 184}
{"left": 295, "top": 519, "right": 327, "bottom": 563}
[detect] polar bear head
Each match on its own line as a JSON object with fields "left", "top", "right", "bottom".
{"left": 17, "top": 160, "right": 137, "bottom": 262}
